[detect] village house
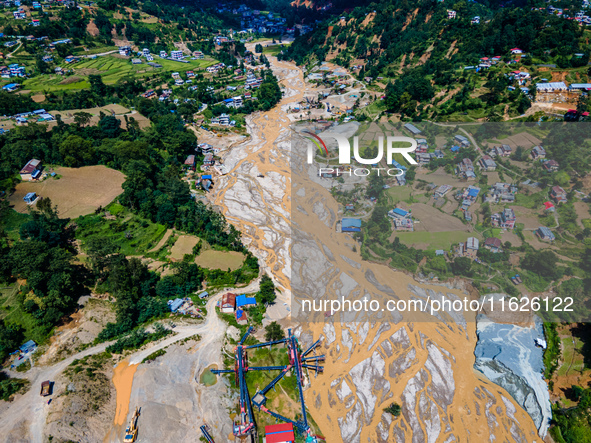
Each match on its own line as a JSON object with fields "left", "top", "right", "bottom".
{"left": 170, "top": 50, "right": 184, "bottom": 60}
{"left": 454, "top": 135, "right": 470, "bottom": 147}
{"left": 184, "top": 155, "right": 196, "bottom": 169}
{"left": 459, "top": 237, "right": 479, "bottom": 258}
{"left": 458, "top": 186, "right": 480, "bottom": 210}
{"left": 543, "top": 159, "right": 559, "bottom": 172}
{"left": 530, "top": 145, "right": 545, "bottom": 160}
{"left": 484, "top": 237, "right": 502, "bottom": 253}
{"left": 491, "top": 208, "right": 516, "bottom": 229}
{"left": 479, "top": 155, "right": 497, "bottom": 171}
{"left": 203, "top": 153, "right": 215, "bottom": 166}
{"left": 387, "top": 208, "right": 414, "bottom": 231}
{"left": 341, "top": 218, "right": 361, "bottom": 232}
{"left": 456, "top": 158, "right": 476, "bottom": 180}
{"left": 119, "top": 45, "right": 131, "bottom": 56}
{"left": 235, "top": 309, "right": 248, "bottom": 325}
{"left": 20, "top": 159, "right": 42, "bottom": 181}
{"left": 236, "top": 294, "right": 257, "bottom": 309}
{"left": 486, "top": 182, "right": 518, "bottom": 203}
{"left": 489, "top": 144, "right": 512, "bottom": 157}
{"left": 536, "top": 226, "right": 555, "bottom": 242}
{"left": 550, "top": 185, "right": 567, "bottom": 204}
{"left": 220, "top": 293, "right": 237, "bottom": 313}
{"left": 434, "top": 185, "right": 453, "bottom": 198}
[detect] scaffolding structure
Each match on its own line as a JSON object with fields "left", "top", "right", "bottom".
{"left": 212, "top": 327, "right": 324, "bottom": 440}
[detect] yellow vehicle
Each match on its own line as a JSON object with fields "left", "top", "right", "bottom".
{"left": 123, "top": 407, "right": 140, "bottom": 442}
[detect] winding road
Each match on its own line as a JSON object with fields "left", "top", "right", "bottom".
{"left": 0, "top": 287, "right": 245, "bottom": 442}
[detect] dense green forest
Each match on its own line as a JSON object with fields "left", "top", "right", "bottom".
{"left": 283, "top": 0, "right": 588, "bottom": 71}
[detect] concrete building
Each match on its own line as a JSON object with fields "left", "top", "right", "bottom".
{"left": 220, "top": 293, "right": 236, "bottom": 313}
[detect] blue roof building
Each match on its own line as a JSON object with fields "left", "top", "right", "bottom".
{"left": 341, "top": 218, "right": 362, "bottom": 232}
{"left": 201, "top": 175, "right": 212, "bottom": 180}
{"left": 236, "top": 294, "right": 257, "bottom": 307}
{"left": 467, "top": 188, "right": 480, "bottom": 198}
{"left": 198, "top": 291, "right": 209, "bottom": 299}
{"left": 20, "top": 340, "right": 37, "bottom": 353}
{"left": 391, "top": 160, "right": 407, "bottom": 171}
{"left": 390, "top": 208, "right": 409, "bottom": 218}
{"left": 168, "top": 298, "right": 184, "bottom": 312}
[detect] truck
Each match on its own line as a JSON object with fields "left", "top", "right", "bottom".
{"left": 40, "top": 380, "right": 52, "bottom": 397}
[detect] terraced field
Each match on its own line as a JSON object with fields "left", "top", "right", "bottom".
{"left": 22, "top": 54, "right": 218, "bottom": 91}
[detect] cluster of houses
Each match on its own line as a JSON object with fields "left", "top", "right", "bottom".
{"left": 488, "top": 144, "right": 512, "bottom": 158}
{"left": 206, "top": 62, "right": 227, "bottom": 74}
{"left": 485, "top": 182, "right": 518, "bottom": 204}
{"left": 9, "top": 109, "right": 54, "bottom": 124}
{"left": 491, "top": 208, "right": 517, "bottom": 229}
{"left": 231, "top": 4, "right": 290, "bottom": 35}
{"left": 167, "top": 297, "right": 203, "bottom": 318}
{"left": 0, "top": 63, "right": 26, "bottom": 79}
{"left": 456, "top": 158, "right": 476, "bottom": 180}
{"left": 387, "top": 208, "right": 414, "bottom": 231}
{"left": 220, "top": 292, "right": 257, "bottom": 325}
{"left": 456, "top": 185, "right": 480, "bottom": 212}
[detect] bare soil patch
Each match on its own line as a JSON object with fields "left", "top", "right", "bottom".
{"left": 170, "top": 235, "right": 200, "bottom": 261}
{"left": 8, "top": 165, "right": 125, "bottom": 218}
{"left": 194, "top": 250, "right": 245, "bottom": 271}
{"left": 574, "top": 201, "right": 590, "bottom": 228}
{"left": 410, "top": 203, "right": 468, "bottom": 232}
{"left": 416, "top": 167, "right": 462, "bottom": 187}
{"left": 86, "top": 20, "right": 99, "bottom": 36}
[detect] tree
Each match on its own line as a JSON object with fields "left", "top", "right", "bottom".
{"left": 0, "top": 322, "right": 24, "bottom": 362}
{"left": 258, "top": 274, "right": 276, "bottom": 305}
{"left": 521, "top": 250, "right": 561, "bottom": 280}
{"left": 384, "top": 402, "right": 401, "bottom": 417}
{"left": 99, "top": 115, "right": 122, "bottom": 138}
{"left": 452, "top": 257, "right": 473, "bottom": 277}
{"left": 366, "top": 172, "right": 385, "bottom": 199}
{"left": 74, "top": 111, "right": 92, "bottom": 127}
{"left": 255, "top": 43, "right": 263, "bottom": 53}
{"left": 264, "top": 321, "right": 285, "bottom": 341}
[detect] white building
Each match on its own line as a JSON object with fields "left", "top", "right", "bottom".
{"left": 170, "top": 50, "right": 184, "bottom": 60}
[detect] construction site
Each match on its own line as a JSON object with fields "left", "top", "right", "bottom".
{"left": 207, "top": 327, "right": 325, "bottom": 443}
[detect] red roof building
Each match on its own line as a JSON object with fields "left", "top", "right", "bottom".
{"left": 220, "top": 293, "right": 236, "bottom": 313}
{"left": 265, "top": 423, "right": 295, "bottom": 443}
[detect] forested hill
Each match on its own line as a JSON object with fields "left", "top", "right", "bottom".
{"left": 281, "top": 0, "right": 588, "bottom": 77}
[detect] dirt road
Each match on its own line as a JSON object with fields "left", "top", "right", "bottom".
{"left": 0, "top": 283, "right": 253, "bottom": 442}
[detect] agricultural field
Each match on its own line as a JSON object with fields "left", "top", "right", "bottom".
{"left": 409, "top": 203, "right": 469, "bottom": 233}
{"left": 21, "top": 54, "right": 217, "bottom": 92}
{"left": 391, "top": 230, "right": 470, "bottom": 250}
{"left": 169, "top": 235, "right": 200, "bottom": 261}
{"left": 8, "top": 165, "right": 125, "bottom": 219}
{"left": 194, "top": 250, "right": 245, "bottom": 271}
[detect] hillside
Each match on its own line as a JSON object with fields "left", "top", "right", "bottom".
{"left": 280, "top": 0, "right": 591, "bottom": 120}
